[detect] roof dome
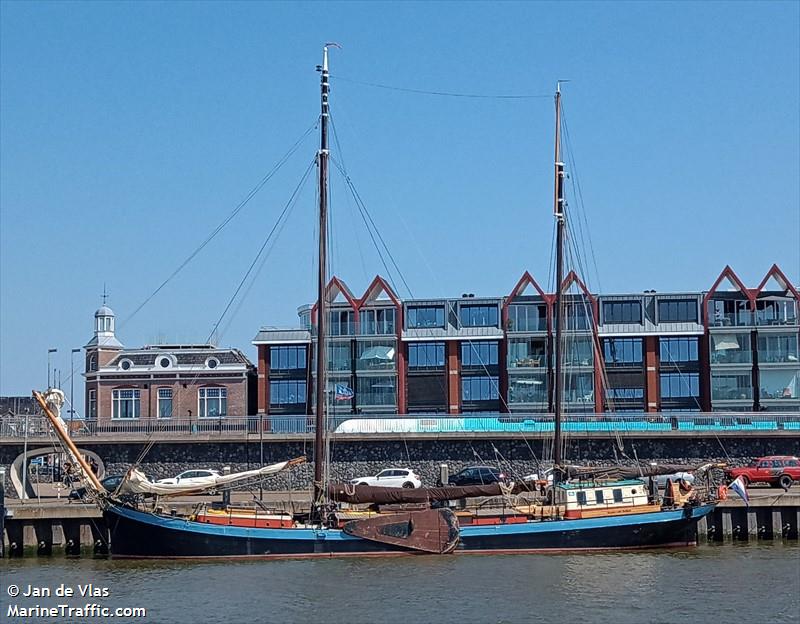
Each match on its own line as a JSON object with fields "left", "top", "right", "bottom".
{"left": 95, "top": 305, "right": 115, "bottom": 317}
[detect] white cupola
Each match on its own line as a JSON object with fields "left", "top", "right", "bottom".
{"left": 86, "top": 305, "right": 124, "bottom": 349}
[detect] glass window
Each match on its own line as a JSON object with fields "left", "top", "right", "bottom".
{"left": 660, "top": 337, "right": 699, "bottom": 363}
{"left": 595, "top": 490, "right": 605, "bottom": 504}
{"left": 658, "top": 299, "right": 698, "bottom": 323}
{"left": 88, "top": 390, "right": 97, "bottom": 419}
{"left": 112, "top": 389, "right": 140, "bottom": 419}
{"left": 711, "top": 373, "right": 753, "bottom": 400}
{"left": 507, "top": 303, "right": 547, "bottom": 332}
{"left": 357, "top": 340, "right": 396, "bottom": 371}
{"left": 613, "top": 489, "right": 623, "bottom": 503}
{"left": 459, "top": 305, "right": 499, "bottom": 328}
{"left": 603, "top": 338, "right": 643, "bottom": 364}
{"left": 88, "top": 355, "right": 97, "bottom": 372}
{"left": 270, "top": 346, "right": 307, "bottom": 370}
{"left": 564, "top": 336, "right": 593, "bottom": 367}
{"left": 199, "top": 387, "right": 227, "bottom": 418}
{"left": 359, "top": 308, "right": 396, "bottom": 335}
{"left": 576, "top": 491, "right": 587, "bottom": 505}
{"left": 608, "top": 387, "right": 644, "bottom": 399}
{"left": 461, "top": 376, "right": 499, "bottom": 401}
{"left": 564, "top": 373, "right": 594, "bottom": 403}
{"left": 561, "top": 302, "right": 592, "bottom": 330}
{"left": 760, "top": 370, "right": 800, "bottom": 399}
{"left": 660, "top": 373, "right": 700, "bottom": 399}
{"left": 711, "top": 333, "right": 752, "bottom": 364}
{"left": 758, "top": 333, "right": 799, "bottom": 364}
{"left": 157, "top": 388, "right": 173, "bottom": 418}
{"left": 270, "top": 380, "right": 307, "bottom": 405}
{"left": 328, "top": 310, "right": 355, "bottom": 336}
{"left": 408, "top": 342, "right": 445, "bottom": 369}
{"left": 603, "top": 301, "right": 642, "bottom": 324}
{"left": 461, "top": 342, "right": 499, "bottom": 367}
{"left": 406, "top": 306, "right": 445, "bottom": 329}
{"left": 327, "top": 342, "right": 352, "bottom": 372}
{"left": 508, "top": 373, "right": 547, "bottom": 404}
{"left": 756, "top": 299, "right": 798, "bottom": 326}
{"left": 508, "top": 338, "right": 546, "bottom": 368}
{"left": 356, "top": 377, "right": 397, "bottom": 406}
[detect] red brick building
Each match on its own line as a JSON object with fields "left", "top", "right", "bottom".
{"left": 84, "top": 306, "right": 255, "bottom": 421}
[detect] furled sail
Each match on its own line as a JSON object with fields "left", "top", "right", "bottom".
{"left": 118, "top": 457, "right": 305, "bottom": 497}
{"left": 568, "top": 464, "right": 702, "bottom": 480}
{"left": 328, "top": 482, "right": 506, "bottom": 505}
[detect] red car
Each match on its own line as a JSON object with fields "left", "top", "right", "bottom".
{"left": 727, "top": 456, "right": 800, "bottom": 489}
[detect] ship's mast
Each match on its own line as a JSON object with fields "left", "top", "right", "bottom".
{"left": 552, "top": 84, "right": 565, "bottom": 484}
{"left": 312, "top": 45, "right": 331, "bottom": 513}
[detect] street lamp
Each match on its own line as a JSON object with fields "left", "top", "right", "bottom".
{"left": 70, "top": 348, "right": 81, "bottom": 423}
{"left": 47, "top": 348, "right": 58, "bottom": 389}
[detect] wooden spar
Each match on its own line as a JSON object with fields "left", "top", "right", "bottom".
{"left": 32, "top": 390, "right": 104, "bottom": 492}
{"left": 312, "top": 44, "right": 331, "bottom": 512}
{"left": 552, "top": 85, "right": 565, "bottom": 482}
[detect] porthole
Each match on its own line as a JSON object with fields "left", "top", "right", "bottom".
{"left": 159, "top": 357, "right": 171, "bottom": 369}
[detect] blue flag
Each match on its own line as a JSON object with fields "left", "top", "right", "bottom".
{"left": 334, "top": 384, "right": 354, "bottom": 401}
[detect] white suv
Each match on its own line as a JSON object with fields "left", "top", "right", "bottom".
{"left": 351, "top": 468, "right": 422, "bottom": 489}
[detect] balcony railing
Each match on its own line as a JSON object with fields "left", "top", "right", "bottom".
{"left": 3, "top": 412, "right": 800, "bottom": 439}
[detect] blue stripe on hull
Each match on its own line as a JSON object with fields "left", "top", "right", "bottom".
{"left": 104, "top": 503, "right": 715, "bottom": 558}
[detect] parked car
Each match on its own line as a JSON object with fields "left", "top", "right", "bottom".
{"left": 69, "top": 475, "right": 125, "bottom": 500}
{"left": 651, "top": 472, "right": 695, "bottom": 487}
{"left": 726, "top": 456, "right": 799, "bottom": 489}
{"left": 351, "top": 468, "right": 422, "bottom": 489}
{"left": 156, "top": 469, "right": 221, "bottom": 487}
{"left": 447, "top": 466, "right": 507, "bottom": 487}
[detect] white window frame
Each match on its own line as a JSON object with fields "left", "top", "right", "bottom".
{"left": 112, "top": 389, "right": 140, "bottom": 419}
{"left": 198, "top": 387, "right": 227, "bottom": 418}
{"left": 157, "top": 387, "right": 173, "bottom": 418}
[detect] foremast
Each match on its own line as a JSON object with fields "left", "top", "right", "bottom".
{"left": 552, "top": 84, "right": 566, "bottom": 486}
{"left": 312, "top": 44, "right": 332, "bottom": 518}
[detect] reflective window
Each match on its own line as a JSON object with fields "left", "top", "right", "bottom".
{"left": 603, "top": 338, "right": 643, "bottom": 364}
{"left": 359, "top": 308, "right": 396, "bottom": 335}
{"left": 660, "top": 337, "right": 699, "bottom": 363}
{"left": 660, "top": 373, "right": 700, "bottom": 399}
{"left": 658, "top": 299, "right": 698, "bottom": 323}
{"left": 508, "top": 338, "right": 546, "bottom": 368}
{"left": 270, "top": 380, "right": 307, "bottom": 405}
{"left": 356, "top": 377, "right": 396, "bottom": 406}
{"left": 507, "top": 303, "right": 547, "bottom": 332}
{"left": 459, "top": 305, "right": 499, "bottom": 328}
{"left": 564, "top": 336, "right": 593, "bottom": 367}
{"left": 603, "top": 301, "right": 642, "bottom": 324}
{"left": 461, "top": 342, "right": 499, "bottom": 367}
{"left": 608, "top": 387, "right": 644, "bottom": 399}
{"left": 461, "top": 376, "right": 499, "bottom": 401}
{"left": 270, "top": 346, "right": 307, "bottom": 370}
{"left": 711, "top": 333, "right": 752, "bottom": 364}
{"left": 508, "top": 373, "right": 547, "bottom": 404}
{"left": 407, "top": 306, "right": 445, "bottom": 329}
{"left": 357, "top": 340, "right": 396, "bottom": 371}
{"left": 328, "top": 310, "right": 355, "bottom": 336}
{"left": 408, "top": 343, "right": 445, "bottom": 369}
{"left": 711, "top": 373, "right": 752, "bottom": 400}
{"left": 88, "top": 389, "right": 97, "bottom": 419}
{"left": 327, "top": 343, "right": 352, "bottom": 372}
{"left": 757, "top": 333, "right": 799, "bottom": 364}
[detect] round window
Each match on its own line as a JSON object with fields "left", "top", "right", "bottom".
{"left": 207, "top": 358, "right": 219, "bottom": 369}
{"left": 159, "top": 357, "right": 171, "bottom": 368}
{"left": 120, "top": 360, "right": 132, "bottom": 370}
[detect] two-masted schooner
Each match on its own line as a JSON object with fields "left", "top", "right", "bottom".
{"left": 36, "top": 46, "right": 718, "bottom": 558}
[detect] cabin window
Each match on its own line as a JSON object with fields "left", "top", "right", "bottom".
{"left": 595, "top": 490, "right": 605, "bottom": 504}
{"left": 576, "top": 491, "right": 587, "bottom": 505}
{"left": 613, "top": 488, "right": 623, "bottom": 503}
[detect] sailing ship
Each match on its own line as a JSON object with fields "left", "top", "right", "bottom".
{"left": 35, "top": 46, "right": 718, "bottom": 558}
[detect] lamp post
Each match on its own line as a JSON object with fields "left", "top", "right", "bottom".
{"left": 71, "top": 348, "right": 81, "bottom": 423}
{"left": 47, "top": 348, "right": 58, "bottom": 389}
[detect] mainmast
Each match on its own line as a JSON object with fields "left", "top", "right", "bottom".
{"left": 312, "top": 44, "right": 332, "bottom": 513}
{"left": 552, "top": 84, "right": 565, "bottom": 484}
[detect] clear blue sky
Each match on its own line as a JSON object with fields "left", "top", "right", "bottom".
{"left": 1, "top": 1, "right": 798, "bottom": 397}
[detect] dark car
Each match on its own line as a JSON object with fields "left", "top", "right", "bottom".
{"left": 447, "top": 466, "right": 507, "bottom": 487}
{"left": 69, "top": 475, "right": 125, "bottom": 500}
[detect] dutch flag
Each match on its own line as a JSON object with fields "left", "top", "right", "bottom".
{"left": 727, "top": 475, "right": 750, "bottom": 506}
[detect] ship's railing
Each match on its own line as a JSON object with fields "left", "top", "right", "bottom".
{"left": 1, "top": 412, "right": 800, "bottom": 439}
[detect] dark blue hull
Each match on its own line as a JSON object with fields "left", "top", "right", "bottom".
{"left": 104, "top": 503, "right": 715, "bottom": 558}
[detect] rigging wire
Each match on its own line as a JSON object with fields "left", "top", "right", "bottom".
{"left": 331, "top": 75, "right": 552, "bottom": 100}
{"left": 120, "top": 118, "right": 319, "bottom": 329}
